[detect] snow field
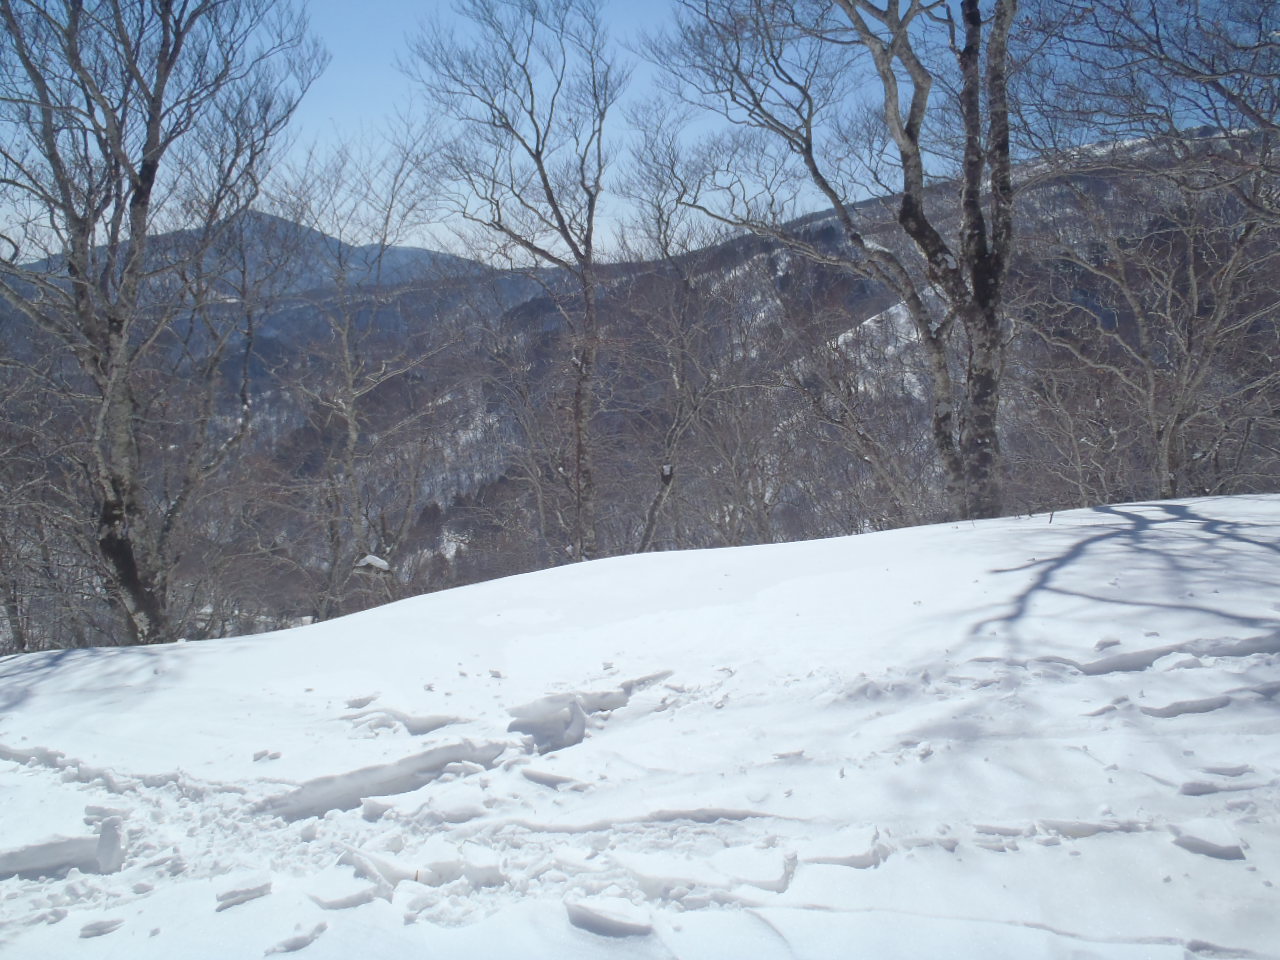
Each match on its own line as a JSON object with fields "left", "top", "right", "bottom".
{"left": 1, "top": 496, "right": 1278, "bottom": 958}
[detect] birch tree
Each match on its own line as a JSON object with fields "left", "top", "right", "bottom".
{"left": 654, "top": 0, "right": 1020, "bottom": 519}
{"left": 404, "top": 0, "right": 629, "bottom": 561}
{"left": 0, "top": 0, "right": 323, "bottom": 644}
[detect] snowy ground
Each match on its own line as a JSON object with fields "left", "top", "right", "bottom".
{"left": 1, "top": 496, "right": 1278, "bottom": 959}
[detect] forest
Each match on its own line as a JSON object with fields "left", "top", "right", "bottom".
{"left": 1, "top": 0, "right": 1276, "bottom": 652}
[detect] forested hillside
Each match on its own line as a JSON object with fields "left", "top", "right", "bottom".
{"left": 1, "top": 0, "right": 1276, "bottom": 652}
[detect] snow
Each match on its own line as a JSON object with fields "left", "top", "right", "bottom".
{"left": 1, "top": 494, "right": 1279, "bottom": 959}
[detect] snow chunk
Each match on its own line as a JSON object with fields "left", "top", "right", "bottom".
{"left": 340, "top": 840, "right": 464, "bottom": 890}
{"left": 1171, "top": 820, "right": 1246, "bottom": 860}
{"left": 521, "top": 766, "right": 586, "bottom": 790}
{"left": 338, "top": 847, "right": 410, "bottom": 894}
{"left": 461, "top": 842, "right": 504, "bottom": 888}
{"left": 507, "top": 695, "right": 588, "bottom": 753}
{"left": 95, "top": 817, "right": 125, "bottom": 874}
{"left": 710, "top": 846, "right": 796, "bottom": 892}
{"left": 344, "top": 707, "right": 458, "bottom": 736}
{"left": 1202, "top": 763, "right": 1253, "bottom": 777}
{"left": 610, "top": 849, "right": 728, "bottom": 897}
{"left": 417, "top": 837, "right": 465, "bottom": 886}
{"left": 0, "top": 837, "right": 98, "bottom": 880}
{"left": 0, "top": 818, "right": 125, "bottom": 880}
{"left": 79, "top": 919, "right": 123, "bottom": 938}
{"left": 215, "top": 878, "right": 272, "bottom": 911}
{"left": 1140, "top": 695, "right": 1232, "bottom": 718}
{"left": 256, "top": 740, "right": 504, "bottom": 820}
{"left": 564, "top": 897, "right": 652, "bottom": 938}
{"left": 1040, "top": 819, "right": 1139, "bottom": 839}
{"left": 266, "top": 922, "right": 328, "bottom": 954}
{"left": 305, "top": 867, "right": 380, "bottom": 911}
{"left": 507, "top": 672, "right": 671, "bottom": 753}
{"left": 425, "top": 778, "right": 489, "bottom": 823}
{"left": 801, "top": 826, "right": 892, "bottom": 869}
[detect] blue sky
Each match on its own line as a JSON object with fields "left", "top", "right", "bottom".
{"left": 292, "top": 0, "right": 672, "bottom": 155}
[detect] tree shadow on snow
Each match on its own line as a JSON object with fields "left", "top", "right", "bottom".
{"left": 0, "top": 644, "right": 169, "bottom": 716}
{"left": 968, "top": 499, "right": 1280, "bottom": 655}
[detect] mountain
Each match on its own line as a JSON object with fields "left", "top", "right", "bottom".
{"left": 212, "top": 210, "right": 489, "bottom": 297}
{"left": 1, "top": 494, "right": 1277, "bottom": 957}
{"left": 2, "top": 140, "right": 1276, "bottom": 652}
{"left": 8, "top": 209, "right": 486, "bottom": 297}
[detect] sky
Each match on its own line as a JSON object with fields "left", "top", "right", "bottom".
{"left": 292, "top": 0, "right": 673, "bottom": 160}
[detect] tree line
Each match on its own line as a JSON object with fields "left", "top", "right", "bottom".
{"left": 1, "top": 0, "right": 1276, "bottom": 652}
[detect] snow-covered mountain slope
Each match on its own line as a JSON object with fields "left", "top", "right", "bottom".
{"left": 1, "top": 496, "right": 1278, "bottom": 959}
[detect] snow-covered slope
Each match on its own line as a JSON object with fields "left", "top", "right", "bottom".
{"left": 2, "top": 496, "right": 1278, "bottom": 959}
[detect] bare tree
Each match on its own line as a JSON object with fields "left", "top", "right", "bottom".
{"left": 651, "top": 0, "right": 1020, "bottom": 520}
{"left": 1009, "top": 167, "right": 1280, "bottom": 504}
{"left": 0, "top": 0, "right": 324, "bottom": 645}
{"left": 612, "top": 108, "right": 774, "bottom": 552}
{"left": 1018, "top": 0, "right": 1278, "bottom": 221}
{"left": 208, "top": 139, "right": 476, "bottom": 624}
{"left": 778, "top": 273, "right": 940, "bottom": 527}
{"left": 404, "top": 0, "right": 629, "bottom": 561}
{"left": 1001, "top": 0, "right": 1280, "bottom": 507}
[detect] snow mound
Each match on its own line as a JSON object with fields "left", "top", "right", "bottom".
{"left": 1, "top": 495, "right": 1278, "bottom": 959}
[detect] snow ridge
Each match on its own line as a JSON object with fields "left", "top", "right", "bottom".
{"left": 0, "top": 495, "right": 1278, "bottom": 959}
